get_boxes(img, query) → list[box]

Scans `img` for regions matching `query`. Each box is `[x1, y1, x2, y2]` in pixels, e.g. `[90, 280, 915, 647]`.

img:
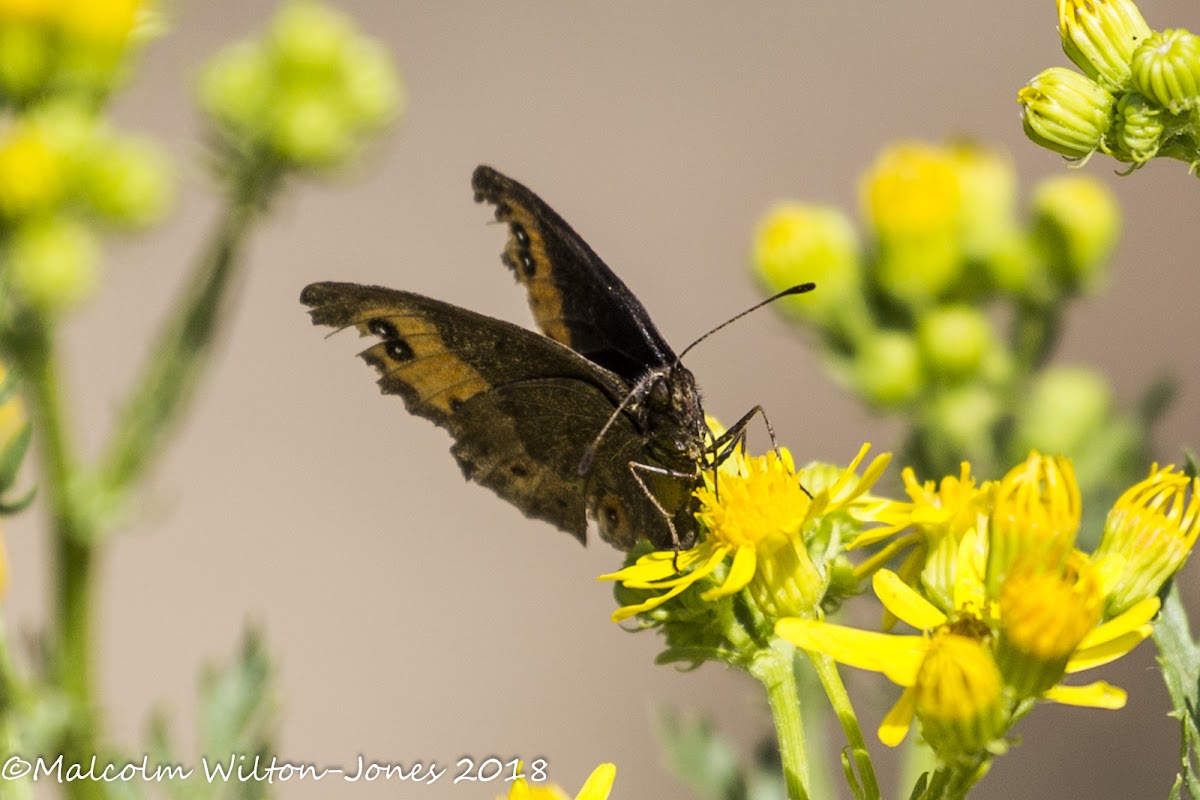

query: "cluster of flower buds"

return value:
[0, 0, 156, 103]
[752, 140, 1133, 486]
[0, 104, 171, 313]
[0, 0, 171, 316]
[1020, 0, 1200, 171]
[199, 0, 404, 171]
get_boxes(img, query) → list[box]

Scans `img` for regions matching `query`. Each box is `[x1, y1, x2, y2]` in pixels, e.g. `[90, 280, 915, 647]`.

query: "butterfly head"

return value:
[638, 365, 707, 466]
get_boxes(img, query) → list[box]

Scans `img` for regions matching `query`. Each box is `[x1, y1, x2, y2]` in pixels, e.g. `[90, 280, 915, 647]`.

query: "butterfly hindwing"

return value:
[472, 165, 678, 381]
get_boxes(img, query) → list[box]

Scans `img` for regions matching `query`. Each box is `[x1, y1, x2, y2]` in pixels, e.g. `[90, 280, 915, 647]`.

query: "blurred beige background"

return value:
[7, 1, 1200, 797]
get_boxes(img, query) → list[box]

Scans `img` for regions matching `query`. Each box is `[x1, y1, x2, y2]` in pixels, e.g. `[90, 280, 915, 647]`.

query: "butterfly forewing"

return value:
[472, 166, 678, 380]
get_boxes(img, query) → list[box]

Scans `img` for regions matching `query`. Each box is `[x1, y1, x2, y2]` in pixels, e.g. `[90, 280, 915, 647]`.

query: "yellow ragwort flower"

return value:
[56, 0, 141, 45]
[987, 452, 1080, 594]
[995, 553, 1104, 697]
[0, 0, 60, 22]
[0, 121, 65, 219]
[777, 526, 1155, 747]
[852, 462, 991, 614]
[1093, 464, 1200, 616]
[502, 763, 615, 800]
[910, 632, 1007, 757]
[602, 444, 889, 622]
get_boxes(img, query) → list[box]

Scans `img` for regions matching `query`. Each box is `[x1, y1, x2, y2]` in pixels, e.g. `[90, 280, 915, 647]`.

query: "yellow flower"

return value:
[994, 554, 1104, 697]
[860, 142, 964, 306]
[0, 0, 60, 22]
[502, 763, 615, 800]
[776, 530, 1155, 747]
[1093, 464, 1200, 616]
[861, 142, 960, 239]
[0, 121, 66, 219]
[602, 444, 889, 622]
[986, 452, 1079, 594]
[852, 462, 991, 614]
[57, 0, 141, 45]
[910, 632, 1006, 756]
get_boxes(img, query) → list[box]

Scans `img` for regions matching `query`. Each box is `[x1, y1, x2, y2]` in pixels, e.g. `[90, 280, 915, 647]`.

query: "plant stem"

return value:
[98, 165, 277, 499]
[751, 638, 811, 800]
[16, 321, 102, 800]
[808, 650, 882, 800]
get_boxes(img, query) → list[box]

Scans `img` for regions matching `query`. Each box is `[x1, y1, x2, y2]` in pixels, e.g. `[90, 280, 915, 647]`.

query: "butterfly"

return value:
[301, 166, 809, 551]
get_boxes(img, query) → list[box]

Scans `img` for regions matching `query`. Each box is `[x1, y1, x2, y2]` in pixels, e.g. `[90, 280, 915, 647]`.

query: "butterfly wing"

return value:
[472, 166, 678, 380]
[300, 281, 686, 549]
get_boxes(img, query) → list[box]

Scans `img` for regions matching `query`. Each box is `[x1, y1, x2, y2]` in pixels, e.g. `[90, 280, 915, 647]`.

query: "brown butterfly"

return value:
[301, 167, 811, 550]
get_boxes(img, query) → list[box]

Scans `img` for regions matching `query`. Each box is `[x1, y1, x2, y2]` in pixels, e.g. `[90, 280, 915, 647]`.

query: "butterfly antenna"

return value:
[673, 283, 815, 366]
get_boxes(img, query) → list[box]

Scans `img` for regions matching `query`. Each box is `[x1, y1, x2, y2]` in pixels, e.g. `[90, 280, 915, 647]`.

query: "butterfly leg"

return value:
[627, 460, 698, 560]
[708, 406, 812, 499]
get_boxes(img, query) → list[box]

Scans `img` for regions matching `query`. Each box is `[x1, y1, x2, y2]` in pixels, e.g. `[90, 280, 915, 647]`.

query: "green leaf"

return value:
[0, 423, 32, 494]
[1154, 586, 1200, 798]
[656, 711, 747, 800]
[1137, 375, 1178, 428]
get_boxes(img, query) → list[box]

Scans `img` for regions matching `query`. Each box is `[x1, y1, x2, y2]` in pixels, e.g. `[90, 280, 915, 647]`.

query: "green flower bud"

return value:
[339, 39, 406, 130]
[0, 23, 51, 100]
[268, 92, 351, 167]
[1109, 91, 1163, 163]
[925, 385, 1002, 456]
[875, 231, 962, 308]
[916, 304, 995, 381]
[751, 202, 863, 327]
[983, 232, 1038, 297]
[1058, 0, 1153, 92]
[853, 330, 923, 408]
[948, 142, 1017, 260]
[1131, 29, 1200, 114]
[8, 218, 100, 315]
[1030, 175, 1119, 293]
[269, 0, 353, 79]
[1014, 365, 1111, 457]
[81, 136, 173, 227]
[1018, 67, 1114, 159]
[198, 40, 272, 134]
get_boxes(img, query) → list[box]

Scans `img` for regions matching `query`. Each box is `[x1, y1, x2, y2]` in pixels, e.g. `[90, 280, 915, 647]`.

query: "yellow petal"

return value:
[951, 528, 987, 612]
[1043, 681, 1126, 709]
[598, 542, 716, 585]
[1077, 596, 1160, 650]
[873, 570, 947, 631]
[610, 581, 691, 623]
[576, 763, 616, 800]
[700, 544, 757, 601]
[878, 685, 917, 746]
[1065, 629, 1151, 673]
[775, 618, 928, 685]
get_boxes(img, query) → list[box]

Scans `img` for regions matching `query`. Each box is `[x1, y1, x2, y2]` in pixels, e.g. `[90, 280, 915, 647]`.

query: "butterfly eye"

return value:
[650, 379, 669, 405]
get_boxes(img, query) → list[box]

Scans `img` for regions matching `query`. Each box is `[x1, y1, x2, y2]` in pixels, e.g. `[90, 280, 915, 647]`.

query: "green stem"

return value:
[808, 650, 881, 800]
[13, 321, 102, 800]
[98, 164, 278, 499]
[750, 639, 811, 800]
[922, 756, 991, 800]
[1010, 300, 1061, 377]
